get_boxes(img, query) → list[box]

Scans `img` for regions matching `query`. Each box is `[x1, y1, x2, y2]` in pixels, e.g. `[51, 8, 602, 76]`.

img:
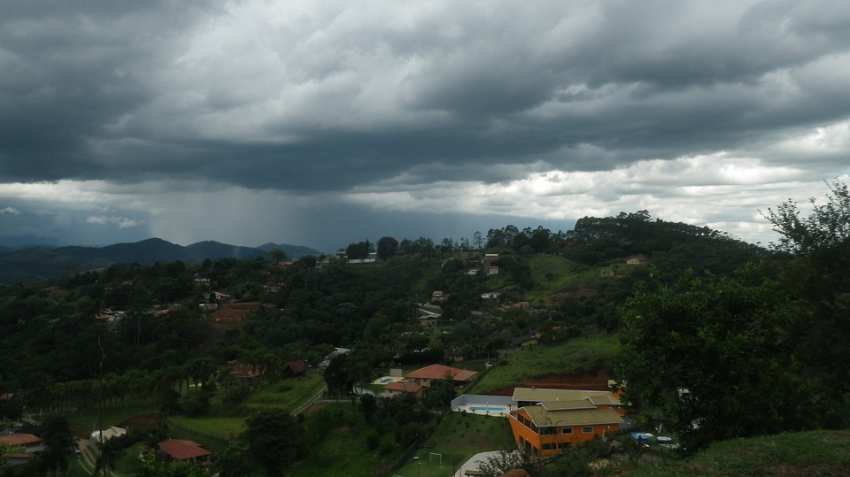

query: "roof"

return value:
[286, 360, 306, 374]
[540, 399, 598, 411]
[158, 439, 211, 460]
[521, 406, 623, 428]
[511, 387, 620, 405]
[385, 381, 424, 394]
[406, 364, 478, 382]
[0, 433, 42, 446]
[227, 361, 264, 379]
[211, 302, 260, 324]
[502, 470, 531, 477]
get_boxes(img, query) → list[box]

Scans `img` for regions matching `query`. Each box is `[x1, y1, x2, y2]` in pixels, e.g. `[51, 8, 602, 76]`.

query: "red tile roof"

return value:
[405, 364, 478, 382]
[227, 361, 264, 379]
[158, 439, 211, 460]
[384, 381, 424, 394]
[286, 360, 306, 375]
[211, 303, 260, 325]
[502, 470, 531, 477]
[0, 433, 42, 447]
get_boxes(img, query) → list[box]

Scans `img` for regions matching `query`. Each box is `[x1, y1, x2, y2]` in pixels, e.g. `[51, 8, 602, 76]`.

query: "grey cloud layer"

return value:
[2, 0, 850, 192]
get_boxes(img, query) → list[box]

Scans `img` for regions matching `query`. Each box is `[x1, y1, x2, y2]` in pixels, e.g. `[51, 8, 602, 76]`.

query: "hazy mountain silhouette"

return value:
[0, 238, 320, 282]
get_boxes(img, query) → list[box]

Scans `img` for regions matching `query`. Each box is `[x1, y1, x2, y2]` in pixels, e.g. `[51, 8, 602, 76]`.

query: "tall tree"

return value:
[245, 410, 303, 477]
[376, 236, 399, 260]
[323, 354, 354, 397]
[766, 180, 850, 254]
[40, 415, 74, 477]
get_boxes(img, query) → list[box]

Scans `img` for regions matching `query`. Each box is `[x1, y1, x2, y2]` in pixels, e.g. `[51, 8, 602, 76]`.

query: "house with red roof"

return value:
[405, 364, 478, 387]
[158, 439, 211, 463]
[0, 433, 45, 466]
[384, 381, 424, 398]
[210, 302, 260, 327]
[286, 359, 306, 376]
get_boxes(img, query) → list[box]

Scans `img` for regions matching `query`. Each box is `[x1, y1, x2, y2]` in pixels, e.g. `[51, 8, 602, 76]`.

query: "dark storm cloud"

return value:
[1, 0, 849, 193]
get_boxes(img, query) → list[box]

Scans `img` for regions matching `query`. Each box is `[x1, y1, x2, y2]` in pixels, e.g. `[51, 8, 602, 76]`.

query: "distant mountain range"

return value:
[0, 238, 321, 283]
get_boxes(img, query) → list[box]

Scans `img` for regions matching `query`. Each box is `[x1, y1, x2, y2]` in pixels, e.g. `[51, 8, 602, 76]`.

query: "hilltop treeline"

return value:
[620, 181, 850, 450]
[483, 210, 763, 276]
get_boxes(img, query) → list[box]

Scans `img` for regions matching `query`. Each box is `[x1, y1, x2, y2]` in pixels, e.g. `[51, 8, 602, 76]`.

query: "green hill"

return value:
[623, 430, 850, 477]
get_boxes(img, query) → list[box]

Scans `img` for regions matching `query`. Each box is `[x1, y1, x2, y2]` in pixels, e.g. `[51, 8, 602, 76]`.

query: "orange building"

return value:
[507, 388, 624, 457]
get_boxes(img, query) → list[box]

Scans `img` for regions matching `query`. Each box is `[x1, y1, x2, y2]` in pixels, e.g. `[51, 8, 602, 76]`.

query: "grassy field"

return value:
[289, 404, 403, 477]
[622, 430, 850, 477]
[471, 335, 621, 393]
[396, 413, 515, 477]
[66, 403, 156, 437]
[526, 255, 602, 303]
[168, 415, 245, 453]
[244, 373, 325, 412]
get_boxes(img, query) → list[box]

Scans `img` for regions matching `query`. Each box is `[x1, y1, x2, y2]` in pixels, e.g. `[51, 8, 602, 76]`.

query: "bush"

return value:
[366, 432, 380, 451]
[223, 385, 251, 407]
[378, 436, 397, 455]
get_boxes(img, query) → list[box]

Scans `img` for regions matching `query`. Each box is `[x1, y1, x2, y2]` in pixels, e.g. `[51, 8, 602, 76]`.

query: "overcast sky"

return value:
[1, 0, 849, 250]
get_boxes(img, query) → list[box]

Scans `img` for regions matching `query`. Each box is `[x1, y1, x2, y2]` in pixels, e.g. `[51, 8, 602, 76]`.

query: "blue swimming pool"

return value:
[469, 405, 507, 413]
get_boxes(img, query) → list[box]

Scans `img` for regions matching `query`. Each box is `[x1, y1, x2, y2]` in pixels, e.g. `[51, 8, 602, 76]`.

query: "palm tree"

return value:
[93, 440, 119, 477]
[40, 415, 74, 476]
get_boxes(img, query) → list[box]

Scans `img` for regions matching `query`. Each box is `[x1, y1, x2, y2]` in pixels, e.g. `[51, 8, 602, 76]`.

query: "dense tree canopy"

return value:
[621, 181, 850, 450]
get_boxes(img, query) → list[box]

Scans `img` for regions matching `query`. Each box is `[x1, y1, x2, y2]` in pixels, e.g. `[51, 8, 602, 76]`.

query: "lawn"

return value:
[67, 403, 157, 438]
[622, 430, 850, 477]
[470, 335, 621, 393]
[244, 373, 326, 412]
[396, 413, 515, 477]
[289, 404, 404, 477]
[168, 415, 246, 449]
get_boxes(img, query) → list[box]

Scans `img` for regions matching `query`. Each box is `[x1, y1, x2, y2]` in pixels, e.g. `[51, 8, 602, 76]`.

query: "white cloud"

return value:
[86, 215, 143, 229]
[345, 153, 846, 244]
[0, 206, 20, 215]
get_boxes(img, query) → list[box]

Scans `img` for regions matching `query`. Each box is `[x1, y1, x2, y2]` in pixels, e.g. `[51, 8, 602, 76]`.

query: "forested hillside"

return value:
[0, 182, 847, 477]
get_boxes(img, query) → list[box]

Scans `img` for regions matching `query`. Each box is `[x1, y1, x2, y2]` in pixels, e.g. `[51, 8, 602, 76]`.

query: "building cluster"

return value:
[507, 387, 624, 457]
[381, 364, 478, 398]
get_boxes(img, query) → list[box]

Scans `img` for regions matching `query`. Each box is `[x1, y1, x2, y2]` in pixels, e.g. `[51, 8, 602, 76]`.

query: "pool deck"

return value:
[371, 376, 405, 385]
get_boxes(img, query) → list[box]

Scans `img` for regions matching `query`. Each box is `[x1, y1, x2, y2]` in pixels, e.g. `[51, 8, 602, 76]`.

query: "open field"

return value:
[244, 373, 325, 412]
[396, 413, 515, 477]
[622, 430, 850, 477]
[471, 335, 620, 393]
[169, 415, 246, 445]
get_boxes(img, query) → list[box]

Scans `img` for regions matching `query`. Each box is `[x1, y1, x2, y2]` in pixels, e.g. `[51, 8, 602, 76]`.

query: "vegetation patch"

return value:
[396, 413, 515, 477]
[471, 335, 621, 393]
[243, 373, 325, 412]
[622, 431, 850, 477]
[169, 416, 246, 447]
[289, 403, 405, 477]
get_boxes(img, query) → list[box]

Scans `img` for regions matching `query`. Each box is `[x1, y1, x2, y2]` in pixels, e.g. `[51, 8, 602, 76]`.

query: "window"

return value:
[562, 426, 572, 434]
[542, 443, 556, 450]
[541, 427, 556, 435]
[558, 442, 570, 449]
[582, 426, 594, 433]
